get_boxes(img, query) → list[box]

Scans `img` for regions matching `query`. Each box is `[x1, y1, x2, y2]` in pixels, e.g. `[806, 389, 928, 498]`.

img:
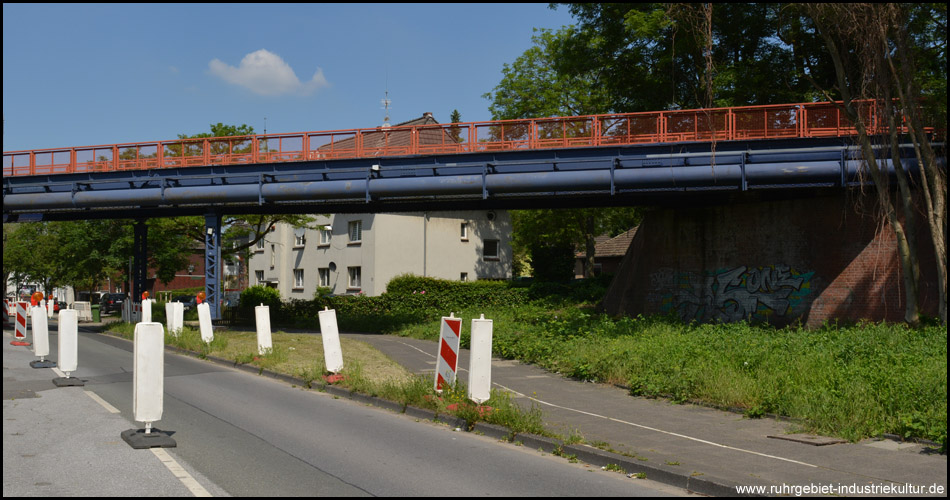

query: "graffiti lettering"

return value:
[655, 265, 814, 323]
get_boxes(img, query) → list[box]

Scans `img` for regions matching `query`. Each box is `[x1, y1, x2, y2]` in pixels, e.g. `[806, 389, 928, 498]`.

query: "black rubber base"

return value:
[30, 360, 57, 368]
[52, 377, 85, 387]
[121, 428, 177, 449]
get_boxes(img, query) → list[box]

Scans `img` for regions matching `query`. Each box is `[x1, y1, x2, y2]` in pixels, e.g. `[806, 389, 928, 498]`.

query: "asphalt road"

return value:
[6, 327, 686, 496]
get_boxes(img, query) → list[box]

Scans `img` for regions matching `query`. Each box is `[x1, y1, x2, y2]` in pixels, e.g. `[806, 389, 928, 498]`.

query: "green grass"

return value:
[101, 297, 948, 449]
[386, 309, 947, 447]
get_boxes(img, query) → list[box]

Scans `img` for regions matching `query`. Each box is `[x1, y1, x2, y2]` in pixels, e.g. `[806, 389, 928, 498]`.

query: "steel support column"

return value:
[132, 220, 148, 302]
[204, 212, 222, 320]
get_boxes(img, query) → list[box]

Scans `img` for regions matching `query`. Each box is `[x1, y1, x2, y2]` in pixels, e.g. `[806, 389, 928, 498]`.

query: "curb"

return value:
[125, 333, 748, 496]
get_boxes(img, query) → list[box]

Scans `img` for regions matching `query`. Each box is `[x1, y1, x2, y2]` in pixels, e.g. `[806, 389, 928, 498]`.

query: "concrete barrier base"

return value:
[121, 428, 177, 449]
[52, 377, 85, 387]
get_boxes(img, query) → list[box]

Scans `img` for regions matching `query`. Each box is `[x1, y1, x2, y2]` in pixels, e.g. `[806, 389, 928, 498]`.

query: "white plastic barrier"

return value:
[133, 322, 165, 425]
[45, 299, 54, 318]
[434, 313, 462, 392]
[122, 300, 131, 322]
[58, 310, 79, 375]
[197, 303, 213, 343]
[468, 314, 494, 404]
[255, 304, 273, 355]
[141, 299, 152, 323]
[73, 301, 92, 322]
[165, 302, 184, 336]
[318, 308, 344, 373]
[31, 306, 50, 359]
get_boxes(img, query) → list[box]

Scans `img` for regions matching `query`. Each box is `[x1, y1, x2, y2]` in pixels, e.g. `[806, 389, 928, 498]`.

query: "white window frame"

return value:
[460, 272, 468, 282]
[255, 270, 264, 285]
[348, 266, 361, 290]
[319, 228, 331, 246]
[348, 220, 362, 244]
[294, 233, 306, 247]
[319, 268, 330, 287]
[483, 239, 500, 260]
[460, 222, 469, 241]
[255, 238, 265, 251]
[293, 268, 304, 289]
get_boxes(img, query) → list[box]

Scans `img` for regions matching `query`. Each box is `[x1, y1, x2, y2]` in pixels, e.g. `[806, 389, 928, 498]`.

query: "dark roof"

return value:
[317, 112, 461, 153]
[576, 227, 638, 258]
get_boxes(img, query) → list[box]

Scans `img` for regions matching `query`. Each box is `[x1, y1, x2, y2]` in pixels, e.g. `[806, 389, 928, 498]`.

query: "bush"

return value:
[240, 285, 281, 311]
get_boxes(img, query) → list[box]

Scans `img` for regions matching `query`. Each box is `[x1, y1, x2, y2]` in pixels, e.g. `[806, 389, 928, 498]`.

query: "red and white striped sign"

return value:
[15, 302, 28, 339]
[434, 315, 462, 392]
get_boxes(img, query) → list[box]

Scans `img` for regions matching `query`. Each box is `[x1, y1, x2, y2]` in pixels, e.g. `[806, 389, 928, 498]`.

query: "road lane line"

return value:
[395, 336, 818, 468]
[83, 390, 121, 414]
[151, 448, 212, 497]
[492, 382, 818, 468]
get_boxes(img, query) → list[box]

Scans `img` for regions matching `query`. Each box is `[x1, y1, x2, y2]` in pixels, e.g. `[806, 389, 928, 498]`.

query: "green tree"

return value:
[549, 3, 836, 111]
[484, 26, 639, 278]
[803, 3, 947, 324]
[163, 123, 319, 265]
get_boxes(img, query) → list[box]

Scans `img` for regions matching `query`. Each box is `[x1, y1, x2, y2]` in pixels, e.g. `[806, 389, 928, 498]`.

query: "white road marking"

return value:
[394, 337, 818, 468]
[151, 448, 212, 497]
[83, 390, 120, 414]
[492, 382, 818, 468]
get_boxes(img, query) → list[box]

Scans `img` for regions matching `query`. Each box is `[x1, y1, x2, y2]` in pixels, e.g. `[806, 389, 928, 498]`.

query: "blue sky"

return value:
[3, 3, 575, 152]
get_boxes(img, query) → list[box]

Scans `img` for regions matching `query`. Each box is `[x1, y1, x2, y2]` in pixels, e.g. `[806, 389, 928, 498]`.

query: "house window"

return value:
[255, 239, 265, 251]
[319, 268, 330, 287]
[293, 269, 304, 289]
[319, 228, 331, 246]
[294, 233, 306, 247]
[460, 222, 468, 241]
[348, 266, 361, 289]
[460, 272, 468, 282]
[348, 220, 362, 243]
[270, 244, 276, 268]
[483, 239, 499, 260]
[255, 270, 264, 284]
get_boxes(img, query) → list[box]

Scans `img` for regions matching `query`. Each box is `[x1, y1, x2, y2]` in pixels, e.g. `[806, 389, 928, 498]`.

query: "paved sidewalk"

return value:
[341, 332, 947, 497]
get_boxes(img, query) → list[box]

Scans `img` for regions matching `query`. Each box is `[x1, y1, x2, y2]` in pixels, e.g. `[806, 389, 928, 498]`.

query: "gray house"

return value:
[248, 211, 512, 297]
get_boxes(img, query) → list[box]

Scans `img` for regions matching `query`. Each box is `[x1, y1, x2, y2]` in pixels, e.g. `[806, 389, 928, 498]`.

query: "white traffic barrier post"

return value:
[434, 313, 462, 392]
[165, 302, 184, 336]
[196, 302, 213, 343]
[53, 309, 84, 387]
[29, 306, 57, 368]
[467, 314, 493, 404]
[121, 322, 176, 449]
[13, 302, 31, 346]
[318, 307, 344, 374]
[45, 298, 54, 318]
[122, 300, 131, 322]
[141, 299, 151, 323]
[255, 304, 273, 355]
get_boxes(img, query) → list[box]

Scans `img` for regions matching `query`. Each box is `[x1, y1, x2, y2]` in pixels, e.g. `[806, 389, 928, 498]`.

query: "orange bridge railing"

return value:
[2, 101, 920, 177]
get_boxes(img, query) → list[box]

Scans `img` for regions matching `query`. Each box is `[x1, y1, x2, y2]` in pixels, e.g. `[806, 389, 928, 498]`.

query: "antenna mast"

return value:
[381, 90, 391, 128]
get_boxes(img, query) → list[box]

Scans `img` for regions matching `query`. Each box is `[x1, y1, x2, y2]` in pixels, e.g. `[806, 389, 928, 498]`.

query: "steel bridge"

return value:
[3, 100, 936, 318]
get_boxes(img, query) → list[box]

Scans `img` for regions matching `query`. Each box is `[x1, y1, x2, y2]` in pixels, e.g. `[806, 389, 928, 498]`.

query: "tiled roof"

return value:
[576, 227, 638, 257]
[317, 112, 460, 151]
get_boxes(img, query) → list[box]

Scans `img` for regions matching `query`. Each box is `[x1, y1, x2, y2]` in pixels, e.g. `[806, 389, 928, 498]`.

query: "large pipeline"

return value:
[1, 159, 910, 212]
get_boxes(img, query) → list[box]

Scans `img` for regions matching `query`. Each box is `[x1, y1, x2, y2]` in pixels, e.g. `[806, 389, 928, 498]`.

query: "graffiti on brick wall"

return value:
[653, 265, 815, 322]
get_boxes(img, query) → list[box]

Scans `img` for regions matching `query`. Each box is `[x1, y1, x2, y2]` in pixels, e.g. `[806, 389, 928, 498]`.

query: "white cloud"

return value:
[208, 49, 329, 96]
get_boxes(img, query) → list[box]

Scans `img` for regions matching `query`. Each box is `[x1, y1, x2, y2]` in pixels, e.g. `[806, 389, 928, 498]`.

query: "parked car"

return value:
[99, 293, 127, 315]
[172, 295, 198, 311]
